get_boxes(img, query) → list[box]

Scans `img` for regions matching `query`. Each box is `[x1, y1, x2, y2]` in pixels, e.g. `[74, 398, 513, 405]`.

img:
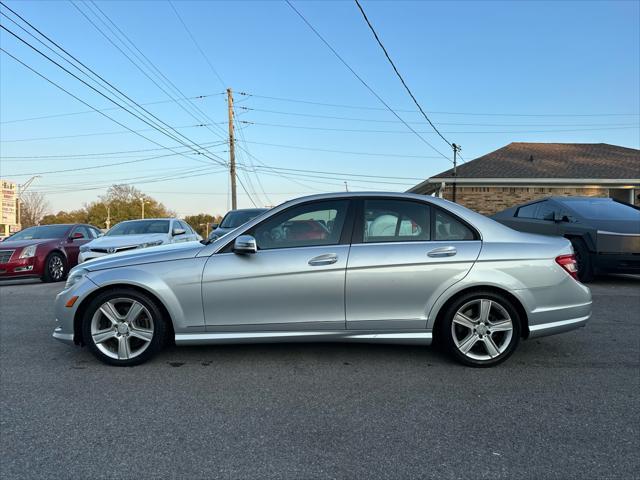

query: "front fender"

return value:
[86, 257, 207, 332]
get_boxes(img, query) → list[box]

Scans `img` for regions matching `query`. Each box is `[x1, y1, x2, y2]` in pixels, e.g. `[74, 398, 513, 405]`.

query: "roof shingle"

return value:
[433, 142, 640, 179]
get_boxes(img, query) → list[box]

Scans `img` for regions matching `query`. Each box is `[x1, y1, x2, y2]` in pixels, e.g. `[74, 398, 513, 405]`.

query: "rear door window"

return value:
[434, 209, 476, 241]
[364, 199, 430, 243]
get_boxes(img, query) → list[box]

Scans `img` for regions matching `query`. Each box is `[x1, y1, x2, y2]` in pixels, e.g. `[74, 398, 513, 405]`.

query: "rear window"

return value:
[563, 199, 640, 221]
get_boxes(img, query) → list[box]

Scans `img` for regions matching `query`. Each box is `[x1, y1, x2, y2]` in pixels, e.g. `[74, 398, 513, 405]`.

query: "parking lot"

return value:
[0, 276, 638, 479]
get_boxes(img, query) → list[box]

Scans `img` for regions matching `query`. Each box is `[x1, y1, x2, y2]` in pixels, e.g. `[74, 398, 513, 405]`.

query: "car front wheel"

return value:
[441, 291, 521, 367]
[42, 252, 66, 282]
[82, 289, 167, 366]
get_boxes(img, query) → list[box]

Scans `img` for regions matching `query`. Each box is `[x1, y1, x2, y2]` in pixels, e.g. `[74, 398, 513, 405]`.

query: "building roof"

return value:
[438, 143, 639, 179]
[409, 142, 640, 193]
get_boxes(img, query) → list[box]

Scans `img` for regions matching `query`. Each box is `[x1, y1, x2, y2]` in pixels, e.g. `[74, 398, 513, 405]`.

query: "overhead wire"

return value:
[354, 0, 452, 149]
[239, 92, 640, 117]
[284, 0, 453, 163]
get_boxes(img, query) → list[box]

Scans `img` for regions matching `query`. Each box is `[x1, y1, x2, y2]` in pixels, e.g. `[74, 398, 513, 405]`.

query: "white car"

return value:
[78, 218, 201, 263]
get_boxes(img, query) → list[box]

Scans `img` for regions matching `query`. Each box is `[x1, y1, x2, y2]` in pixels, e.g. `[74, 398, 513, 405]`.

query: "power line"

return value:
[0, 124, 220, 143]
[234, 139, 441, 159]
[284, 0, 452, 163]
[72, 1, 229, 147]
[0, 93, 223, 124]
[239, 92, 640, 117]
[239, 120, 640, 134]
[355, 0, 452, 149]
[236, 106, 638, 127]
[0, 3, 228, 169]
[167, 0, 226, 88]
[0, 47, 217, 173]
[1, 141, 227, 160]
[0, 5, 224, 166]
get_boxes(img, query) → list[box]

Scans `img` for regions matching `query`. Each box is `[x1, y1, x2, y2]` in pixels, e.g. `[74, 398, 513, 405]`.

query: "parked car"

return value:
[492, 197, 640, 281]
[0, 224, 100, 282]
[207, 208, 268, 241]
[53, 193, 591, 367]
[78, 218, 201, 263]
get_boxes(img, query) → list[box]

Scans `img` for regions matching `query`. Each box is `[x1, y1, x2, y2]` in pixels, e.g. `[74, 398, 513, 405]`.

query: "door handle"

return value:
[427, 246, 457, 258]
[308, 253, 338, 266]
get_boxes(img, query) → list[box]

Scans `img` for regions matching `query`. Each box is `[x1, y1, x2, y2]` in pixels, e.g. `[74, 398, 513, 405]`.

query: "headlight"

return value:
[65, 267, 88, 290]
[19, 244, 37, 258]
[138, 240, 164, 249]
[79, 245, 91, 253]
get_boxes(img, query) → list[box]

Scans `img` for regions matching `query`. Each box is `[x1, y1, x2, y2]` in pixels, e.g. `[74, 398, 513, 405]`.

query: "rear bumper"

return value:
[528, 313, 590, 338]
[0, 256, 42, 278]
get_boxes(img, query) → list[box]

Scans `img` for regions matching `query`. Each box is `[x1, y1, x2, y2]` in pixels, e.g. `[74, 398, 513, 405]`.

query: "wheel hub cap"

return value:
[117, 323, 129, 335]
[476, 323, 488, 335]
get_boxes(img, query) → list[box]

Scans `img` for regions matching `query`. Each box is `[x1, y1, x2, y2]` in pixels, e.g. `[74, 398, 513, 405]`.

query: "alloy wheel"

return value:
[90, 298, 155, 360]
[49, 256, 65, 281]
[451, 298, 514, 361]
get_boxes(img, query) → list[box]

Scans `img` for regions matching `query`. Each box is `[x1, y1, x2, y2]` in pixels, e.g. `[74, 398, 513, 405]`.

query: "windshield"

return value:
[7, 225, 70, 241]
[220, 210, 265, 229]
[563, 199, 640, 221]
[105, 220, 170, 236]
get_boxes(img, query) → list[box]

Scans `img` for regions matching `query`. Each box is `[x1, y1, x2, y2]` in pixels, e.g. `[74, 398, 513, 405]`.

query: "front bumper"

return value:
[52, 275, 100, 345]
[0, 256, 41, 278]
[595, 252, 640, 275]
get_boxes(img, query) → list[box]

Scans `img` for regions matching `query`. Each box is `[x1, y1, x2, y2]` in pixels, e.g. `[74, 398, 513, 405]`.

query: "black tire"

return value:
[569, 237, 594, 282]
[440, 291, 521, 367]
[81, 288, 167, 366]
[41, 252, 66, 283]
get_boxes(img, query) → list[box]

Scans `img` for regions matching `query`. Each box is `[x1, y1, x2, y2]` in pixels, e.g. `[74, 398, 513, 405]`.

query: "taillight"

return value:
[556, 254, 579, 280]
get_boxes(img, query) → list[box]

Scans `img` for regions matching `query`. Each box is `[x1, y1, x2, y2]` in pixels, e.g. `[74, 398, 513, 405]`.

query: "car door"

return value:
[201, 199, 354, 331]
[346, 198, 482, 330]
[66, 225, 93, 266]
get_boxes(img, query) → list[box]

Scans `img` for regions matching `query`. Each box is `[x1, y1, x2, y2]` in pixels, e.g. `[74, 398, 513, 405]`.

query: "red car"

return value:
[0, 224, 101, 282]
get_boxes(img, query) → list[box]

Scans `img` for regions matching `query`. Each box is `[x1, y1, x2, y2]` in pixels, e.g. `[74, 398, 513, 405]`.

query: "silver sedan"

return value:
[53, 193, 592, 367]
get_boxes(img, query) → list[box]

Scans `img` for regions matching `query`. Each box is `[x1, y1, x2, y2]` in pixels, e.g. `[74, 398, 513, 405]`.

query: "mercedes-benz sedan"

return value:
[53, 193, 591, 367]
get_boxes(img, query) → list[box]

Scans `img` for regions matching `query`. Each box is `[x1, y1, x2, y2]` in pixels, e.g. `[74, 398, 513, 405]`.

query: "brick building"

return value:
[408, 142, 640, 215]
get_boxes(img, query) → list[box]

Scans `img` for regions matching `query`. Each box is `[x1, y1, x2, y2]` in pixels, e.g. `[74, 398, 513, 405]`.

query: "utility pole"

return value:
[227, 88, 237, 210]
[140, 198, 147, 219]
[452, 143, 461, 203]
[105, 204, 111, 230]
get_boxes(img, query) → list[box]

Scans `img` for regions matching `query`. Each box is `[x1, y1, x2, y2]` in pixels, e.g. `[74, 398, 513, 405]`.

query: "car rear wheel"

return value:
[42, 252, 66, 283]
[82, 289, 167, 366]
[441, 291, 521, 367]
[569, 237, 593, 282]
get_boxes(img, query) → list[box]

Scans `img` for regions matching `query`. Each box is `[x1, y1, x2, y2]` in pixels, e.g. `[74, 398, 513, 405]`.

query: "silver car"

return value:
[53, 193, 591, 367]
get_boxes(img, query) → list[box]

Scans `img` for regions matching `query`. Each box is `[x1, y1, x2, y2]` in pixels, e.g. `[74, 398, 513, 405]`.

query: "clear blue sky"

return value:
[1, 0, 638, 217]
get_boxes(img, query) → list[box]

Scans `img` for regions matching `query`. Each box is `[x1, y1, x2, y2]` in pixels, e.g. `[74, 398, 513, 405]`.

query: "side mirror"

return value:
[211, 223, 219, 230]
[233, 235, 257, 254]
[172, 228, 186, 236]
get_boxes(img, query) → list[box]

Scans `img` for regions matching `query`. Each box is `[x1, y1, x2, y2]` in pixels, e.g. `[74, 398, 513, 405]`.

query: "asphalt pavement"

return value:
[0, 276, 638, 479]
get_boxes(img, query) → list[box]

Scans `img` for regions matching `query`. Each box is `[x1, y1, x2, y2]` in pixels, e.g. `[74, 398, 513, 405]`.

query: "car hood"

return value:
[86, 233, 169, 248]
[80, 241, 205, 271]
[0, 238, 58, 249]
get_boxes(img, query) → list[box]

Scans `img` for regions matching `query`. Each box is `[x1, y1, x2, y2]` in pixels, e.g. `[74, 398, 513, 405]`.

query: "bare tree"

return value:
[20, 192, 50, 228]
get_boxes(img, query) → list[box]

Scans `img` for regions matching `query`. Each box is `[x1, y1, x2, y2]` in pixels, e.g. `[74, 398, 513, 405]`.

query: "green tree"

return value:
[184, 213, 222, 237]
[40, 185, 175, 229]
[40, 209, 88, 225]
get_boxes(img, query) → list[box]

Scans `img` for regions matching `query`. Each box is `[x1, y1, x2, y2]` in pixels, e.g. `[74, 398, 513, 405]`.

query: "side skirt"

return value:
[175, 330, 432, 346]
